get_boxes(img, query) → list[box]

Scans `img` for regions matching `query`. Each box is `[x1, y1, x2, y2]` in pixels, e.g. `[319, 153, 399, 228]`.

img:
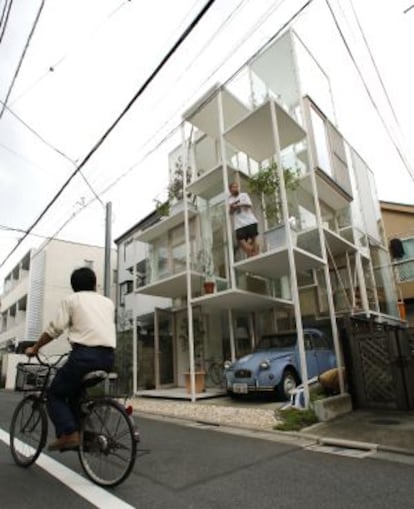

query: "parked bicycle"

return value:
[204, 357, 223, 387]
[9, 352, 139, 487]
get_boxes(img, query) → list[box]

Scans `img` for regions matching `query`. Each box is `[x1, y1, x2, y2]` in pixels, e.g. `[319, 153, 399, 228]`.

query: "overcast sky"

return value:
[0, 0, 413, 285]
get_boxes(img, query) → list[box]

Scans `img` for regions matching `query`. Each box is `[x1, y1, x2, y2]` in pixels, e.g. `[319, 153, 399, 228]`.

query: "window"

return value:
[136, 260, 146, 288]
[310, 107, 332, 177]
[119, 280, 133, 306]
[394, 237, 414, 282]
[311, 332, 329, 350]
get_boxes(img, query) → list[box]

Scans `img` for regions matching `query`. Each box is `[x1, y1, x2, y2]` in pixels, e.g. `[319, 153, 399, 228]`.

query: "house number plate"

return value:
[233, 383, 248, 394]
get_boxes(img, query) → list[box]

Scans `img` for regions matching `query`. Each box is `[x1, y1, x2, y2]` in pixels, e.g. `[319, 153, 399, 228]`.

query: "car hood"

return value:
[232, 349, 294, 369]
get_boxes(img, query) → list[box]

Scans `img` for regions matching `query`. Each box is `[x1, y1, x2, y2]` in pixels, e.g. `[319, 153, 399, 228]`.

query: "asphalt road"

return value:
[1, 390, 413, 509]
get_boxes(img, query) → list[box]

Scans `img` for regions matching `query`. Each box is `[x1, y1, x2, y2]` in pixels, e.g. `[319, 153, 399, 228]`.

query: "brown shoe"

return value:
[48, 431, 80, 451]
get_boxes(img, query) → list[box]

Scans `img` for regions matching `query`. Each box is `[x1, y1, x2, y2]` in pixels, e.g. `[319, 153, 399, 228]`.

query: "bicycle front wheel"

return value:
[10, 395, 48, 467]
[78, 399, 137, 487]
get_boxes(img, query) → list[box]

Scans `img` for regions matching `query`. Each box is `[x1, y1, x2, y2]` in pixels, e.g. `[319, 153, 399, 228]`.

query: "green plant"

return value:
[154, 199, 170, 217]
[248, 162, 299, 224]
[167, 156, 193, 203]
[274, 407, 318, 431]
[197, 244, 215, 281]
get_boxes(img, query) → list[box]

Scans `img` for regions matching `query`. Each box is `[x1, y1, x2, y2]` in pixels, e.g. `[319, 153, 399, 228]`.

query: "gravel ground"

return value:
[131, 397, 280, 431]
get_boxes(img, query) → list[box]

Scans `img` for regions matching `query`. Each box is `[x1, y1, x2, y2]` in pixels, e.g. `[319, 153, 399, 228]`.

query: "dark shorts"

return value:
[236, 223, 258, 241]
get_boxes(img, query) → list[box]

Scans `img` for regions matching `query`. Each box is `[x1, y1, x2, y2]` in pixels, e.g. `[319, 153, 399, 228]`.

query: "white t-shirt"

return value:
[229, 192, 258, 230]
[45, 291, 116, 348]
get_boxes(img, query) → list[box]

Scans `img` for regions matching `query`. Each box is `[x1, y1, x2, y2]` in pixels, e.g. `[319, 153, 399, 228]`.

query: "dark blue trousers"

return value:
[47, 344, 114, 437]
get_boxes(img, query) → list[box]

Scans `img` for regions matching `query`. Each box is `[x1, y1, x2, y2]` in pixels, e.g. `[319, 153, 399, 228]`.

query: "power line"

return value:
[0, 99, 104, 206]
[0, 0, 46, 117]
[403, 4, 414, 14]
[348, 0, 411, 150]
[325, 0, 414, 182]
[22, 0, 313, 254]
[84, 0, 293, 196]
[0, 223, 54, 241]
[0, 99, 76, 163]
[0, 0, 13, 44]
[0, 0, 10, 31]
[0, 0, 217, 269]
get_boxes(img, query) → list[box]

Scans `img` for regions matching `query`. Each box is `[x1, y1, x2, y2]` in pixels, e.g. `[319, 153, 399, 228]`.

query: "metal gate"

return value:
[340, 318, 414, 410]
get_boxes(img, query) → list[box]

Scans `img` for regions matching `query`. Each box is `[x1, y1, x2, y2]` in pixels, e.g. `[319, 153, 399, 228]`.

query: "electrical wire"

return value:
[2, 0, 314, 272]
[0, 0, 46, 117]
[325, 0, 414, 182]
[0, 0, 13, 44]
[0, 0, 218, 269]
[0, 0, 10, 30]
[348, 0, 412, 155]
[0, 98, 104, 206]
[13, 0, 312, 261]
[97, 0, 289, 192]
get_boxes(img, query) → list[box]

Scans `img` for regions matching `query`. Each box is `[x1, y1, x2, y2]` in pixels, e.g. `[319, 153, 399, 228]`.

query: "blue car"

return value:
[224, 328, 336, 400]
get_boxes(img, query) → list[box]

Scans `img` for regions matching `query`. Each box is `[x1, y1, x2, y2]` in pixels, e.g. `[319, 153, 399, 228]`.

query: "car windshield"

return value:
[255, 334, 296, 350]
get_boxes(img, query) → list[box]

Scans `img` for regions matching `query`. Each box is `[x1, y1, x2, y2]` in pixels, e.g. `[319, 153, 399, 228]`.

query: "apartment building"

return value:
[118, 30, 400, 401]
[0, 239, 116, 386]
[381, 201, 414, 326]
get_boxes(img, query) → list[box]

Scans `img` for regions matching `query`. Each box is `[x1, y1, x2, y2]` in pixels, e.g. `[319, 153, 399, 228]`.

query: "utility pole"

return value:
[104, 202, 112, 297]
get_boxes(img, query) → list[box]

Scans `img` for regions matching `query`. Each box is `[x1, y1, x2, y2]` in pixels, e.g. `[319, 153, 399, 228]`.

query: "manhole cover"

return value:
[370, 419, 401, 426]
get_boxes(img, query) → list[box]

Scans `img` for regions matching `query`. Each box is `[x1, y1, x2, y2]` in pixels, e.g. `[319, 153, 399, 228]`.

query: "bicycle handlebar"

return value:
[33, 351, 69, 368]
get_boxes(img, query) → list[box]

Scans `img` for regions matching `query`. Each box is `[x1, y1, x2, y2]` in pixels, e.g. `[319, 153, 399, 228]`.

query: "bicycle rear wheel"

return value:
[208, 363, 223, 386]
[10, 395, 48, 467]
[78, 398, 137, 487]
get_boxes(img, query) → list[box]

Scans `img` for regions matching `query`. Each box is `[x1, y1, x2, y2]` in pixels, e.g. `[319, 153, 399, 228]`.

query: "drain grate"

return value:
[370, 419, 400, 426]
[307, 444, 374, 459]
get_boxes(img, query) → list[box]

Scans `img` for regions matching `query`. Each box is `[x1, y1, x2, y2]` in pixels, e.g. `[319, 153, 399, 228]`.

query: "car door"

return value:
[304, 332, 319, 378]
[311, 331, 335, 374]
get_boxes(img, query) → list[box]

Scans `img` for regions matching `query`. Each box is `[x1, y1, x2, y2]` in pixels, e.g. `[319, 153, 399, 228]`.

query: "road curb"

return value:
[377, 444, 414, 457]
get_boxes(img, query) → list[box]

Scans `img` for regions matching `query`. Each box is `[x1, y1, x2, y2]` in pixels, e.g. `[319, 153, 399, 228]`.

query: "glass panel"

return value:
[293, 33, 335, 122]
[402, 238, 414, 258]
[310, 107, 332, 177]
[157, 310, 174, 386]
[395, 260, 414, 282]
[137, 318, 155, 390]
[256, 333, 296, 350]
[250, 31, 300, 114]
[370, 244, 398, 317]
[350, 149, 382, 243]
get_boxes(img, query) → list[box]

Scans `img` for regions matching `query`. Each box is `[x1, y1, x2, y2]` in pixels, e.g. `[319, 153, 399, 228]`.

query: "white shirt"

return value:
[45, 291, 116, 348]
[229, 192, 258, 230]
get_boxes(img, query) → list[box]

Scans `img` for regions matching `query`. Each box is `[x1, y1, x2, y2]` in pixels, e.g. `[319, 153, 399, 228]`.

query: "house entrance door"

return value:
[154, 308, 175, 387]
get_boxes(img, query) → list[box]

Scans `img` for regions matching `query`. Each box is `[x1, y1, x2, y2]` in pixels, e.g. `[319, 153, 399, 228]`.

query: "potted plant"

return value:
[197, 244, 215, 294]
[247, 162, 299, 249]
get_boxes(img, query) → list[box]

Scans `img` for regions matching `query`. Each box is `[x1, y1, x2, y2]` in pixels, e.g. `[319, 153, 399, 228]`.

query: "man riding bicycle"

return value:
[25, 267, 116, 451]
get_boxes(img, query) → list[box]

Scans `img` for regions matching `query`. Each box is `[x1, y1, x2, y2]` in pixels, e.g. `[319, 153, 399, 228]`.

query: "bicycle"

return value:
[204, 357, 223, 387]
[9, 352, 140, 487]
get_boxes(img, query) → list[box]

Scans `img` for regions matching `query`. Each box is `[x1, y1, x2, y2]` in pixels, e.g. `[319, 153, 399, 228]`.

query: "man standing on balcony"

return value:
[229, 182, 259, 257]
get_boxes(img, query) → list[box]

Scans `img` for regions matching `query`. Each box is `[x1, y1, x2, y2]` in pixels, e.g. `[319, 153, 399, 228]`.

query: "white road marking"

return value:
[0, 428, 136, 509]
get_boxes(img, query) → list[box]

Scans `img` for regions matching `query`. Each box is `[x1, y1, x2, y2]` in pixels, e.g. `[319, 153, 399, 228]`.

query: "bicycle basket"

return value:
[15, 363, 51, 391]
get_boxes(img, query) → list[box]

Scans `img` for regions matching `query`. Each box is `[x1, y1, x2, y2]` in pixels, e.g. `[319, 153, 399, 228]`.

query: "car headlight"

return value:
[259, 360, 270, 370]
[224, 360, 233, 370]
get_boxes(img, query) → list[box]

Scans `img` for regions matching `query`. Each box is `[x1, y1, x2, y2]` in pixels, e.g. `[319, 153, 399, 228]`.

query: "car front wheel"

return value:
[276, 369, 298, 400]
